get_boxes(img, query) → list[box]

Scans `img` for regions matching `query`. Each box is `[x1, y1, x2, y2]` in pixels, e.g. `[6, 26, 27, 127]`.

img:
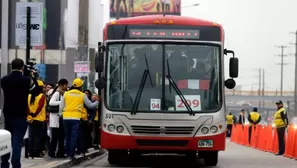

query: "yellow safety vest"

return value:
[226, 115, 233, 125]
[274, 107, 286, 128]
[27, 94, 46, 122]
[81, 107, 88, 121]
[94, 110, 99, 121]
[62, 89, 85, 120]
[249, 112, 260, 125]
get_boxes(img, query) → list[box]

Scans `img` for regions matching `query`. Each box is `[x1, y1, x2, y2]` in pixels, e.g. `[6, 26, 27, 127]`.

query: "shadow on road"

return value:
[114, 154, 212, 168]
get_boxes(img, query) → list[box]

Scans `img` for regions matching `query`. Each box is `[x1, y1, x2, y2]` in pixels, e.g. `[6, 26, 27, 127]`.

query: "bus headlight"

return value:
[201, 127, 209, 134]
[108, 124, 116, 132]
[116, 125, 124, 133]
[210, 126, 218, 133]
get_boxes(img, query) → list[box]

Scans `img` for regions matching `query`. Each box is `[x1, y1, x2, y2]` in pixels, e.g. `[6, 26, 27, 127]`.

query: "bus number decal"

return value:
[105, 113, 114, 119]
[175, 95, 201, 111]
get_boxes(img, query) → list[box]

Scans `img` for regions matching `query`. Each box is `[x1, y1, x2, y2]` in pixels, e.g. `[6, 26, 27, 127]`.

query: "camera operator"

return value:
[1, 58, 38, 168]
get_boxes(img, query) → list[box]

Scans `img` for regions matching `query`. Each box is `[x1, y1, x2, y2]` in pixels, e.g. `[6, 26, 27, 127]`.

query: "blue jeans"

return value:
[1, 117, 28, 168]
[63, 120, 80, 158]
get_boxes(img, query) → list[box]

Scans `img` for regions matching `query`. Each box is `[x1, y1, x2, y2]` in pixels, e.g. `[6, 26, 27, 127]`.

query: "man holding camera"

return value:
[1, 58, 37, 168]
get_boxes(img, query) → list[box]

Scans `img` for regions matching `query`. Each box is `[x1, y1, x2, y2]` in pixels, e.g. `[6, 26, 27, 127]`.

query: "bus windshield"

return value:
[105, 42, 221, 113]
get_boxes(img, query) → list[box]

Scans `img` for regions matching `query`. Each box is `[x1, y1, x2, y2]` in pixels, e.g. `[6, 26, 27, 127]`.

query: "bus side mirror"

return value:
[225, 78, 236, 89]
[95, 77, 106, 90]
[95, 51, 104, 73]
[229, 57, 238, 78]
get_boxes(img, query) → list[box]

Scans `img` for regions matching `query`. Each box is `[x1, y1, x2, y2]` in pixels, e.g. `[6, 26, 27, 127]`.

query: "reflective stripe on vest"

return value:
[63, 89, 84, 120]
[274, 107, 286, 128]
[27, 94, 46, 122]
[226, 115, 233, 125]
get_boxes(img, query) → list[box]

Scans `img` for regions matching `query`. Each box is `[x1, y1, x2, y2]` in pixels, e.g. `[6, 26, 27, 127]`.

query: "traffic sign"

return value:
[15, 2, 43, 46]
[74, 61, 90, 73]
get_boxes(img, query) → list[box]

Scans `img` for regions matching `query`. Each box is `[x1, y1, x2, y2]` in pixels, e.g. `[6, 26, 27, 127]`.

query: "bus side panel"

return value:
[101, 130, 226, 151]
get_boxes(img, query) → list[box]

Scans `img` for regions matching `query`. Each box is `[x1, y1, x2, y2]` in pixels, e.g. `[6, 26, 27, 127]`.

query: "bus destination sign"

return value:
[129, 29, 200, 39]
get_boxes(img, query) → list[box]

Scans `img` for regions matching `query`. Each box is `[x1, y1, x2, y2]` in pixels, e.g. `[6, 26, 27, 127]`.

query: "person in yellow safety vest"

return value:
[226, 112, 236, 137]
[58, 78, 99, 160]
[92, 94, 100, 150]
[247, 107, 261, 144]
[27, 80, 47, 158]
[274, 100, 288, 156]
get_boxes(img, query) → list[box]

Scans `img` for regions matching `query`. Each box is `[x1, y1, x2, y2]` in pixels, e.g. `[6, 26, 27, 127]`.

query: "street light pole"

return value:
[275, 45, 288, 96]
[290, 31, 297, 116]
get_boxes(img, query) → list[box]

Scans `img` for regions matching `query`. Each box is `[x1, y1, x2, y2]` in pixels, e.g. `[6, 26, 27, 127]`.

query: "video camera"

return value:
[23, 58, 39, 79]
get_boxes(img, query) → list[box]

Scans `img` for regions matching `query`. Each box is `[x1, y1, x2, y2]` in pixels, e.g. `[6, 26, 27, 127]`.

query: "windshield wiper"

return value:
[131, 55, 153, 115]
[166, 60, 194, 116]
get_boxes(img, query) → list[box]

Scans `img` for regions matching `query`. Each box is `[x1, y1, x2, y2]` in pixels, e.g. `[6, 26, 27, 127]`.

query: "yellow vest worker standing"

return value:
[58, 78, 99, 159]
[247, 107, 261, 144]
[226, 113, 235, 137]
[27, 80, 47, 158]
[273, 100, 288, 155]
[92, 94, 100, 149]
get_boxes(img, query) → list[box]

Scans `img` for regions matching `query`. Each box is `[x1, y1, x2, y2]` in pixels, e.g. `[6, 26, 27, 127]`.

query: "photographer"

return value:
[0, 58, 37, 168]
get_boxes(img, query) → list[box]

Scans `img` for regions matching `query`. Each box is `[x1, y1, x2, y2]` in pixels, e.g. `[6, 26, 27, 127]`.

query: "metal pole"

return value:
[116, 0, 120, 20]
[0, 0, 9, 124]
[294, 31, 297, 116]
[26, 7, 31, 64]
[276, 45, 288, 96]
[258, 68, 262, 108]
[127, 0, 131, 17]
[262, 69, 265, 107]
[280, 46, 284, 96]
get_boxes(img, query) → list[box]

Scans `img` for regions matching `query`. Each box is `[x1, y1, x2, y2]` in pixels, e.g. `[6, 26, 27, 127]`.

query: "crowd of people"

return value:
[26, 78, 101, 159]
[1, 58, 101, 168]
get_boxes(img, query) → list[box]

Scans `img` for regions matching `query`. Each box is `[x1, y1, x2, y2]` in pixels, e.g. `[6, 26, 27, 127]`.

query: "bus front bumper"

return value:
[101, 131, 226, 151]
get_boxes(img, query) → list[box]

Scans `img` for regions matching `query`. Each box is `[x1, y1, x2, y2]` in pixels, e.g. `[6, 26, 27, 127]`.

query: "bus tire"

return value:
[185, 152, 197, 159]
[203, 151, 218, 166]
[108, 150, 123, 165]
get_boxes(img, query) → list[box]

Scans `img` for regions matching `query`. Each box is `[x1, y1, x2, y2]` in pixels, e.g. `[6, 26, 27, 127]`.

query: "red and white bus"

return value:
[95, 15, 238, 166]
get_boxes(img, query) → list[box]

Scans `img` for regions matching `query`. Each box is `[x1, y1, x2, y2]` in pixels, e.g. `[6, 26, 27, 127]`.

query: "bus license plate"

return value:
[198, 140, 213, 148]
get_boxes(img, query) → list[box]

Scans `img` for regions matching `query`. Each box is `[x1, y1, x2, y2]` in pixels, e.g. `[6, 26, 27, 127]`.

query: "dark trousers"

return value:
[63, 119, 80, 158]
[226, 124, 232, 137]
[29, 120, 44, 156]
[48, 118, 65, 157]
[93, 121, 100, 145]
[277, 127, 286, 154]
[1, 117, 28, 168]
[77, 121, 91, 153]
[248, 125, 256, 144]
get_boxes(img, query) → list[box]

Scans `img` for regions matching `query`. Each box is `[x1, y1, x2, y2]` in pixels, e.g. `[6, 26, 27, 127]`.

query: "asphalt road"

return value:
[74, 140, 297, 168]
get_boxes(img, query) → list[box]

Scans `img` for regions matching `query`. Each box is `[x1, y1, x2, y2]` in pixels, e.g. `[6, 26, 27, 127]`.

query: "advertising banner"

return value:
[110, 0, 181, 18]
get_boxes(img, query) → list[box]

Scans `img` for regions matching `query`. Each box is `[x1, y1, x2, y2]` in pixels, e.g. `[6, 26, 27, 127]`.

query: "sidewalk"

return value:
[21, 148, 106, 168]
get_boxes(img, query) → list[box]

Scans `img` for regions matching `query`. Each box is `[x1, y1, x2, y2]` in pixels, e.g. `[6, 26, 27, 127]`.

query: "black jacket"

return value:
[1, 71, 32, 118]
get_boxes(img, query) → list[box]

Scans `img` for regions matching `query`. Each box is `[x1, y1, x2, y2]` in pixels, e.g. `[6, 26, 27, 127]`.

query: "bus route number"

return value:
[105, 113, 114, 119]
[175, 95, 201, 111]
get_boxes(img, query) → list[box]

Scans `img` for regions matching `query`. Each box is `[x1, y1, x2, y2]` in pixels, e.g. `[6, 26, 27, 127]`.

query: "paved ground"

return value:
[74, 140, 297, 168]
[0, 148, 102, 168]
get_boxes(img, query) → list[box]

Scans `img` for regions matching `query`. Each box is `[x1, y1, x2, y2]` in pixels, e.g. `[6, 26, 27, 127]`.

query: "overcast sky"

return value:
[181, 0, 297, 91]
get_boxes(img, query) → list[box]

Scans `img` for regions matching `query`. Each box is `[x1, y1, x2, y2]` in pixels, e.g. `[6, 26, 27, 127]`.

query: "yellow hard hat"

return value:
[72, 78, 84, 88]
[37, 80, 44, 87]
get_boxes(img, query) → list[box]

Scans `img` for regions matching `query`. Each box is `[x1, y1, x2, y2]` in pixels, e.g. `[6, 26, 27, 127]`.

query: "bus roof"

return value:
[106, 15, 222, 28]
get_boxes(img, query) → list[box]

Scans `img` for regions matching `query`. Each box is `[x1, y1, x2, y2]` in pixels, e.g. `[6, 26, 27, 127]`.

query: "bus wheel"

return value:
[185, 152, 197, 159]
[203, 151, 218, 166]
[108, 150, 126, 165]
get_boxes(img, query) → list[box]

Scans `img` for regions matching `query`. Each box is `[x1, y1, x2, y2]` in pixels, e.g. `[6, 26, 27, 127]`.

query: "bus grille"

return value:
[136, 140, 189, 147]
[131, 125, 195, 135]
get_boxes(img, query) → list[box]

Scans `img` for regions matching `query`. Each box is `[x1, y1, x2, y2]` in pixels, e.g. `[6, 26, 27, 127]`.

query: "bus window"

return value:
[106, 43, 162, 110]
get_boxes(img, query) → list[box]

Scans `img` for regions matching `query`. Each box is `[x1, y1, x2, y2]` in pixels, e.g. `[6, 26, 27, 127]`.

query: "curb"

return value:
[49, 149, 106, 168]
